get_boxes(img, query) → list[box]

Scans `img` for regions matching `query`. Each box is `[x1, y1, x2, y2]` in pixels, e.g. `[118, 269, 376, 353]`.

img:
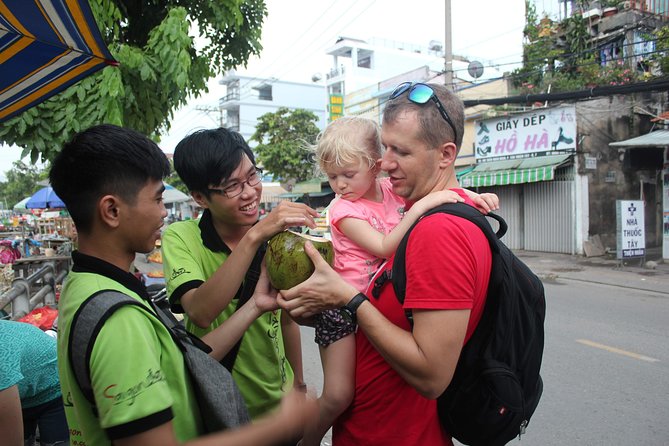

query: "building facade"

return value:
[219, 70, 328, 142]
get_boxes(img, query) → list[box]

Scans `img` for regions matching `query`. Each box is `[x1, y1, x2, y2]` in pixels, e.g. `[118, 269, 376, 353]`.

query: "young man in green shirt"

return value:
[162, 128, 318, 419]
[51, 124, 315, 445]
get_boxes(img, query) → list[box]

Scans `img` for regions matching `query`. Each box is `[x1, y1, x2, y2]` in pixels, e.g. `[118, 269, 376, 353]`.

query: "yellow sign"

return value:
[329, 94, 344, 121]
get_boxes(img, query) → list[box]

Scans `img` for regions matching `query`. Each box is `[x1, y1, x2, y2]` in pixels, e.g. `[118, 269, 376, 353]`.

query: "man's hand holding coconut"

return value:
[277, 241, 359, 319]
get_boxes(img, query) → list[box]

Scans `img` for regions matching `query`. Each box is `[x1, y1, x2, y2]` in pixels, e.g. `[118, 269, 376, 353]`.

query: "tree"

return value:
[0, 0, 267, 164]
[251, 108, 321, 183]
[0, 161, 49, 210]
[165, 159, 189, 194]
[512, 1, 561, 92]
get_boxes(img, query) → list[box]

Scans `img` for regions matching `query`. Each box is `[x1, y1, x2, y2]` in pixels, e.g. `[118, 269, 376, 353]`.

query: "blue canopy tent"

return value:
[25, 186, 65, 209]
[0, 0, 117, 123]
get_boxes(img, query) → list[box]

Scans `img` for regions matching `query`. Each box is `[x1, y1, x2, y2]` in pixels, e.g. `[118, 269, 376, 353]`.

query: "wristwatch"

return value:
[339, 293, 368, 324]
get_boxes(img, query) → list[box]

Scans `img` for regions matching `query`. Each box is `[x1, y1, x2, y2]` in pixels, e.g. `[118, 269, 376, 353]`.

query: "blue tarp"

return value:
[25, 186, 65, 209]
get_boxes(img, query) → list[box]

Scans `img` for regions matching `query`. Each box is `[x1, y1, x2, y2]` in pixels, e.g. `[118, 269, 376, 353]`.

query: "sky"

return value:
[0, 0, 562, 179]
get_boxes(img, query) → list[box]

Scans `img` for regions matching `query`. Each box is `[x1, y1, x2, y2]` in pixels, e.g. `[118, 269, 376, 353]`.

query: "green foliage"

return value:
[250, 108, 321, 183]
[0, 0, 267, 165]
[512, 2, 561, 90]
[512, 1, 650, 94]
[0, 161, 49, 210]
[652, 26, 669, 74]
[560, 13, 592, 74]
[165, 159, 189, 194]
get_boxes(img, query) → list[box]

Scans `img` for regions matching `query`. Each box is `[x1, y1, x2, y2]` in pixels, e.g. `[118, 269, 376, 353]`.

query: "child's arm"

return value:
[337, 189, 464, 258]
[301, 334, 355, 446]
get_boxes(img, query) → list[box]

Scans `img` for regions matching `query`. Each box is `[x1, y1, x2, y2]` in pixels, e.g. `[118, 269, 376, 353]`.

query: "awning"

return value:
[459, 154, 572, 188]
[608, 130, 669, 148]
[455, 165, 475, 179]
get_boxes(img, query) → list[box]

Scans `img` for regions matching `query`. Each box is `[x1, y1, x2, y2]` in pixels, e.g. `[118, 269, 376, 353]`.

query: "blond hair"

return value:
[313, 116, 382, 174]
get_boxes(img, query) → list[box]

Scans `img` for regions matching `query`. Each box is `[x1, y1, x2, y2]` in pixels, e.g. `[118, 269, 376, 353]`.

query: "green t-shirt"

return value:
[57, 252, 202, 445]
[162, 212, 293, 418]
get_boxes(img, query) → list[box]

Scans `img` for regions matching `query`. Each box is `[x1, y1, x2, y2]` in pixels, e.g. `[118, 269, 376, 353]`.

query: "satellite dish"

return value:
[467, 61, 484, 79]
[311, 73, 322, 83]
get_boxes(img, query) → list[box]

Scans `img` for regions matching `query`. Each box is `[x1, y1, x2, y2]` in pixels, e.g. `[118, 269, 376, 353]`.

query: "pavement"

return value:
[515, 247, 669, 296]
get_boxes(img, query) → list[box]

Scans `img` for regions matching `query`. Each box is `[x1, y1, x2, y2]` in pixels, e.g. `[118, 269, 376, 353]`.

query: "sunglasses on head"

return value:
[389, 82, 458, 143]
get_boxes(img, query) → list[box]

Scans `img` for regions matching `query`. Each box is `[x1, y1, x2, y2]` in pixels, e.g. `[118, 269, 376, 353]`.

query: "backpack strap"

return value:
[69, 290, 215, 410]
[68, 290, 146, 409]
[219, 242, 266, 371]
[390, 202, 506, 307]
[68, 289, 251, 430]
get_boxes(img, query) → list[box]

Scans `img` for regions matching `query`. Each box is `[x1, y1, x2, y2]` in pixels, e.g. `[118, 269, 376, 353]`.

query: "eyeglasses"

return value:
[389, 82, 458, 143]
[208, 168, 263, 198]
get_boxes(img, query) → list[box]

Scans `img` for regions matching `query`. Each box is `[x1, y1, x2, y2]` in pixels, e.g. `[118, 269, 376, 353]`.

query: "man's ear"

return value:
[190, 190, 209, 209]
[99, 195, 121, 228]
[437, 141, 458, 168]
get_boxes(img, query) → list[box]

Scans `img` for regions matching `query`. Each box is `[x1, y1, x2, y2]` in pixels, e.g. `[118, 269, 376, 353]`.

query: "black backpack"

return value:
[374, 202, 545, 446]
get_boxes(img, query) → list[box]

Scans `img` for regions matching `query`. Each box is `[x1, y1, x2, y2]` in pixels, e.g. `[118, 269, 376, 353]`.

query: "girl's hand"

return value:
[468, 192, 500, 214]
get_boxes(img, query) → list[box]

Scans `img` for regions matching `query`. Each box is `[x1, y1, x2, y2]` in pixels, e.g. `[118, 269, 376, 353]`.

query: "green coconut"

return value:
[266, 230, 334, 290]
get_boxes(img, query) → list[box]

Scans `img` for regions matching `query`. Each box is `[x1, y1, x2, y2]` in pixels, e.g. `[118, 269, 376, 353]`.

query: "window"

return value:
[257, 85, 272, 101]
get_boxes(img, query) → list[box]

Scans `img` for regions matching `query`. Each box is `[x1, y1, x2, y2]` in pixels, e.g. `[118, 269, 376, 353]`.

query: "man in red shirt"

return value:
[279, 82, 493, 446]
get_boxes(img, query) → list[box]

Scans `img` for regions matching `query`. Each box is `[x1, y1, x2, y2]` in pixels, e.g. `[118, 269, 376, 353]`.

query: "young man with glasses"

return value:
[279, 83, 493, 445]
[162, 128, 318, 423]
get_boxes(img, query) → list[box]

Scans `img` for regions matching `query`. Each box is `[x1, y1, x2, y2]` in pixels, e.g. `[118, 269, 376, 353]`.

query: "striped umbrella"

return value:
[0, 0, 117, 123]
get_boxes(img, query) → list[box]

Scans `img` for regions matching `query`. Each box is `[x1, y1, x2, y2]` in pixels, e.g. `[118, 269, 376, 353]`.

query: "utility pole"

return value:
[444, 0, 453, 89]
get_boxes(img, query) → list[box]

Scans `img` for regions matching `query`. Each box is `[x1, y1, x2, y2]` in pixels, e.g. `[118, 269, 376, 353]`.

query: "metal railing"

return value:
[0, 261, 69, 320]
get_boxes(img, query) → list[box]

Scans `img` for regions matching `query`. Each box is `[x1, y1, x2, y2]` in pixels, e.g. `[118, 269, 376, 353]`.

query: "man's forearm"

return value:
[356, 304, 466, 399]
[183, 236, 263, 327]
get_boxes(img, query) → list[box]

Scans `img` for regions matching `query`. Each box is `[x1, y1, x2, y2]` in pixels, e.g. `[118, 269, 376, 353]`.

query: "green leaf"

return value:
[0, 0, 266, 160]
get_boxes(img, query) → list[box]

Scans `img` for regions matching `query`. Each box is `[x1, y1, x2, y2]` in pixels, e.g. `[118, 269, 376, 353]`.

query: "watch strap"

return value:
[345, 292, 368, 313]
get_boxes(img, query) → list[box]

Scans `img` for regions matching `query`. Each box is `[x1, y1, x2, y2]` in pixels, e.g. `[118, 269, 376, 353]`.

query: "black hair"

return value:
[173, 128, 256, 195]
[49, 124, 170, 234]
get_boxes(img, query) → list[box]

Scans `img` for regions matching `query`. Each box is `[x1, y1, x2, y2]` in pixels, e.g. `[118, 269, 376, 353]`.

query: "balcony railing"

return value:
[220, 92, 240, 104]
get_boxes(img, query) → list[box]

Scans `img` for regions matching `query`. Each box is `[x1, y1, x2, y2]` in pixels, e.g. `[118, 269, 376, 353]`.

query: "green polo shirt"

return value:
[162, 210, 292, 418]
[57, 251, 202, 445]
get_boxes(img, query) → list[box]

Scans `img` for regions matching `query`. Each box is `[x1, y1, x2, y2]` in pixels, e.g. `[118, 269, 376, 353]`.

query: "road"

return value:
[299, 278, 669, 445]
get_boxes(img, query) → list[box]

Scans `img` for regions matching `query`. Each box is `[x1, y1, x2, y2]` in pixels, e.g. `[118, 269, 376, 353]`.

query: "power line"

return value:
[236, 0, 377, 98]
[461, 76, 669, 107]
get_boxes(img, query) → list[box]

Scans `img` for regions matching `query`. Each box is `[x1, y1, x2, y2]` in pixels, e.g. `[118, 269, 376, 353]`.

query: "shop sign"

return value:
[616, 200, 645, 259]
[474, 105, 577, 162]
[329, 95, 344, 121]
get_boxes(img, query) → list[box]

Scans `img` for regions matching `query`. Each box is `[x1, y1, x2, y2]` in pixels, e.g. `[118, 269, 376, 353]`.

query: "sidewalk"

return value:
[515, 248, 669, 296]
